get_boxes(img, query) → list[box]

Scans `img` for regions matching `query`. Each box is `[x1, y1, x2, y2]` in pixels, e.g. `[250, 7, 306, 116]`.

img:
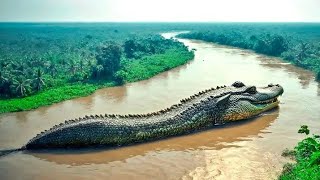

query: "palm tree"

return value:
[45, 61, 58, 77]
[33, 69, 45, 92]
[0, 61, 10, 69]
[12, 76, 31, 97]
[0, 71, 9, 95]
[24, 66, 34, 78]
[0, 71, 13, 97]
[0, 71, 8, 84]
[31, 58, 44, 67]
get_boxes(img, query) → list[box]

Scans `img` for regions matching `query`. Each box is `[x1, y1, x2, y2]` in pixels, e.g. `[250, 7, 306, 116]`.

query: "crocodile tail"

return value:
[0, 148, 23, 158]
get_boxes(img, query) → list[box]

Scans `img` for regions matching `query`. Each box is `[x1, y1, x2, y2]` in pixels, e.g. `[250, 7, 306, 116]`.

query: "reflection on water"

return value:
[14, 111, 28, 124]
[0, 33, 320, 180]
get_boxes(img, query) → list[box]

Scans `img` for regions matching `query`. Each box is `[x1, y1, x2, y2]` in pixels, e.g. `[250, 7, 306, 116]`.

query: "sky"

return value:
[0, 0, 319, 22]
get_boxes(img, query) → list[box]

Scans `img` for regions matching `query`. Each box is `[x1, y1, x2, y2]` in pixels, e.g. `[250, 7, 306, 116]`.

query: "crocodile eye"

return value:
[232, 81, 245, 88]
[246, 86, 257, 94]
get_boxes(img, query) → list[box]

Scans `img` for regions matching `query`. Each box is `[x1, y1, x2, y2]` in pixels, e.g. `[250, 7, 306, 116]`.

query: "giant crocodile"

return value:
[0, 81, 283, 156]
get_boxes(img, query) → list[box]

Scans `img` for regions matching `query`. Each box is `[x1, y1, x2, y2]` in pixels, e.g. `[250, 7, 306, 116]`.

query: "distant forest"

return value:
[177, 23, 320, 80]
[0, 23, 194, 99]
[1, 23, 320, 113]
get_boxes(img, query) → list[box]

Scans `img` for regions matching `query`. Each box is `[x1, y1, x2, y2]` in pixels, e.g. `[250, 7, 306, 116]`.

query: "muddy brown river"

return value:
[0, 32, 320, 180]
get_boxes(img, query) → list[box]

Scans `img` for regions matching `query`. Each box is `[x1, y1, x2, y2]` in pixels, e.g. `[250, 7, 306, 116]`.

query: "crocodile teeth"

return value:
[255, 97, 278, 104]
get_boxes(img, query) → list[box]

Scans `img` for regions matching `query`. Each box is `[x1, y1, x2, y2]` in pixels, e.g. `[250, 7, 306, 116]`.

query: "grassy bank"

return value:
[0, 84, 99, 114]
[124, 47, 194, 82]
[279, 126, 320, 180]
[0, 47, 194, 114]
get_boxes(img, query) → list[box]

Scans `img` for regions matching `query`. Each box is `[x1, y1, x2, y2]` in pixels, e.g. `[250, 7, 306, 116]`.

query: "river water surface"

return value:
[0, 32, 320, 180]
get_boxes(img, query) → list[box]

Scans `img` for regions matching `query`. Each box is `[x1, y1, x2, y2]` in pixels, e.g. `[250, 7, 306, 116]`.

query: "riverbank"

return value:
[0, 47, 194, 114]
[178, 31, 320, 80]
[279, 126, 320, 180]
[1, 31, 320, 180]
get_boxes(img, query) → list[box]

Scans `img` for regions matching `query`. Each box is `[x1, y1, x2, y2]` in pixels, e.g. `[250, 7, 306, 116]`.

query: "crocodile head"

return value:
[220, 81, 284, 121]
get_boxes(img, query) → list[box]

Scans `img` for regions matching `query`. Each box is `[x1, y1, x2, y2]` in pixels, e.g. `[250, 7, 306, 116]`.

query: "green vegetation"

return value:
[0, 84, 99, 113]
[0, 23, 194, 113]
[2, 23, 320, 113]
[279, 125, 320, 180]
[177, 23, 320, 79]
[124, 47, 194, 82]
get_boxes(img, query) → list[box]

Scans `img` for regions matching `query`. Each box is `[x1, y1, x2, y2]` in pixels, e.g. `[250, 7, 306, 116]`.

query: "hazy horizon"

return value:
[0, 0, 320, 22]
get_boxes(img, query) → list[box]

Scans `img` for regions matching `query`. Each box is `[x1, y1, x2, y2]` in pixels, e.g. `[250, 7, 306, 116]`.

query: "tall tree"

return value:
[269, 35, 288, 56]
[46, 62, 58, 77]
[33, 69, 45, 92]
[123, 39, 136, 58]
[12, 76, 31, 97]
[95, 43, 122, 78]
[0, 71, 10, 96]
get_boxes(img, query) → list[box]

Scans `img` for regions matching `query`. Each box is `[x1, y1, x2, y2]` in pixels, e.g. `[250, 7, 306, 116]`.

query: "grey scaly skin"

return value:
[18, 81, 284, 150]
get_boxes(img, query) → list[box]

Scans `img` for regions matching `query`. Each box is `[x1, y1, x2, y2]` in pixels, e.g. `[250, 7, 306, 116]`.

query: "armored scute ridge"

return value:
[21, 81, 283, 150]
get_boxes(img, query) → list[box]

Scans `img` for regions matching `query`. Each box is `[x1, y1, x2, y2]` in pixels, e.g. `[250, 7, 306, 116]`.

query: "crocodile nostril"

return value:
[232, 81, 245, 88]
[246, 86, 257, 94]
